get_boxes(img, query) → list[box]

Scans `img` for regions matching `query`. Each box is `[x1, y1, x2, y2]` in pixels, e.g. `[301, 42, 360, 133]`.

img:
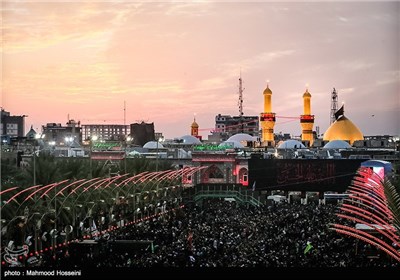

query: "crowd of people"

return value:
[35, 199, 399, 268]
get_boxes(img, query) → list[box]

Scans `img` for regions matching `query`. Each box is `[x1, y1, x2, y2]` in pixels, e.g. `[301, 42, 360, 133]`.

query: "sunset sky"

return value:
[2, 1, 399, 139]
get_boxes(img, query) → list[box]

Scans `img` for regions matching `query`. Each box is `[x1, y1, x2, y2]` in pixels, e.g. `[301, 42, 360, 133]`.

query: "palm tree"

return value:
[384, 179, 400, 232]
[391, 161, 400, 194]
[26, 153, 60, 186]
[1, 158, 30, 188]
[90, 161, 108, 178]
[57, 158, 89, 180]
[123, 158, 152, 174]
[120, 158, 173, 175]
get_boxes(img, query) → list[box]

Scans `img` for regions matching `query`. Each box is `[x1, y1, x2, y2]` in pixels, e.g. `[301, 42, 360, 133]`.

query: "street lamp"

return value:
[90, 135, 98, 178]
[155, 136, 164, 172]
[64, 136, 73, 157]
[33, 133, 45, 186]
[47, 141, 56, 157]
[124, 136, 132, 174]
[64, 136, 73, 144]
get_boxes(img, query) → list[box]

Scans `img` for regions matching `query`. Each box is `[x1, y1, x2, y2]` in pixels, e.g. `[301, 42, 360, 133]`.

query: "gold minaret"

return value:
[300, 88, 315, 146]
[191, 116, 199, 137]
[260, 84, 276, 145]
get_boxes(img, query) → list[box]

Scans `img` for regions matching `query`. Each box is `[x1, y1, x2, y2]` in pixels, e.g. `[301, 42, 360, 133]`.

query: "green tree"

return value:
[391, 160, 400, 193]
[123, 158, 152, 174]
[90, 160, 108, 178]
[58, 158, 89, 180]
[26, 153, 60, 186]
[384, 179, 400, 233]
[121, 158, 172, 175]
[1, 158, 29, 188]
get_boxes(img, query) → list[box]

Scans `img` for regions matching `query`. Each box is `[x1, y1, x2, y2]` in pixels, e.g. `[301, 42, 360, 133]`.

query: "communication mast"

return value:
[238, 73, 245, 133]
[124, 101, 127, 136]
[330, 88, 338, 124]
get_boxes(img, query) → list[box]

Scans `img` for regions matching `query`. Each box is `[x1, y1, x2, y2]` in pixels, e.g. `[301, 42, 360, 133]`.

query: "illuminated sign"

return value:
[260, 113, 276, 122]
[300, 115, 315, 122]
[249, 159, 365, 192]
[194, 143, 234, 151]
[92, 142, 121, 150]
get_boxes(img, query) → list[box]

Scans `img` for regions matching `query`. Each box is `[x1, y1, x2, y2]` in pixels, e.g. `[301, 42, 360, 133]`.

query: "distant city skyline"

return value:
[2, 1, 399, 139]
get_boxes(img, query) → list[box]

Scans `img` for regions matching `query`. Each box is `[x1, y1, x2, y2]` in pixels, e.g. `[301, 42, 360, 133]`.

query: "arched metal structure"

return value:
[1, 166, 206, 266]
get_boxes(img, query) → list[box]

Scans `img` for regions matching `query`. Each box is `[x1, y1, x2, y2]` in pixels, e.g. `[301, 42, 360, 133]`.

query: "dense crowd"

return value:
[38, 199, 399, 268]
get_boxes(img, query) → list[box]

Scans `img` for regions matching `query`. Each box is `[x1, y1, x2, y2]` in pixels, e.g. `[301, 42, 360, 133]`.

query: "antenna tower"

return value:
[330, 88, 338, 124]
[238, 73, 245, 132]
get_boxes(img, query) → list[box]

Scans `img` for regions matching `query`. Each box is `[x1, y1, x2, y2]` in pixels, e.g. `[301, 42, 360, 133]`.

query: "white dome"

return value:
[178, 135, 201, 145]
[277, 140, 306, 149]
[219, 140, 244, 149]
[323, 140, 351, 149]
[143, 141, 164, 149]
[227, 133, 256, 142]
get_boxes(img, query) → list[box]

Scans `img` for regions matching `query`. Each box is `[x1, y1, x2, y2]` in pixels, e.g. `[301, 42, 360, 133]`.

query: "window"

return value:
[208, 166, 224, 179]
[6, 123, 17, 129]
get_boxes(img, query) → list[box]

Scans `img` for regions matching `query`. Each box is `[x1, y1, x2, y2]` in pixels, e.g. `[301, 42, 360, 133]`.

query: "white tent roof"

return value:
[143, 141, 164, 149]
[277, 140, 306, 149]
[323, 140, 351, 149]
[178, 135, 202, 145]
[227, 133, 256, 142]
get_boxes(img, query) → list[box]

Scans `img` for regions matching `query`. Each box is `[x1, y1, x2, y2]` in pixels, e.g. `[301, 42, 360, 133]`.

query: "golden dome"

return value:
[303, 88, 311, 97]
[263, 85, 272, 95]
[323, 115, 363, 145]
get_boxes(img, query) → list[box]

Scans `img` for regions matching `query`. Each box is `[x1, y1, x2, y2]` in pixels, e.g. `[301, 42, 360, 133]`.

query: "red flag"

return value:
[187, 231, 193, 250]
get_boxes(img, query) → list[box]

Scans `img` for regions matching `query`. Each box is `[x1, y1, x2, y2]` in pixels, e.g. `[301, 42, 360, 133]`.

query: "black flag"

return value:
[334, 104, 344, 120]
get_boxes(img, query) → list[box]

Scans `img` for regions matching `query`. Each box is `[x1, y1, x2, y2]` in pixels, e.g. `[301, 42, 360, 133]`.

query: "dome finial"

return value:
[263, 80, 272, 95]
[303, 84, 311, 97]
[191, 113, 199, 129]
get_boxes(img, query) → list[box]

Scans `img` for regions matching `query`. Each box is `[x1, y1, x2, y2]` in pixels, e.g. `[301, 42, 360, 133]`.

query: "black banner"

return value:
[249, 159, 365, 192]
